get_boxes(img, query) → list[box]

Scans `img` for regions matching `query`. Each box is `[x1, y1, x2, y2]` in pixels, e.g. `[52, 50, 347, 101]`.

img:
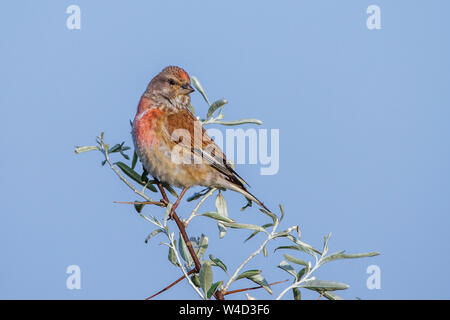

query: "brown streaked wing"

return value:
[164, 109, 249, 188]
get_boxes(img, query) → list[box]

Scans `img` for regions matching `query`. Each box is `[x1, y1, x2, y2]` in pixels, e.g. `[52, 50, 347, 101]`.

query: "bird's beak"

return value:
[181, 83, 195, 95]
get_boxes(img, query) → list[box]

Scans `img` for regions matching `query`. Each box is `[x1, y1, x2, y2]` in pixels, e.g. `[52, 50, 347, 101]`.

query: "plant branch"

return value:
[224, 280, 288, 296]
[184, 187, 217, 226]
[145, 269, 196, 300]
[114, 200, 165, 207]
[222, 218, 280, 294]
[164, 233, 205, 299]
[100, 137, 156, 203]
[154, 180, 202, 273]
[275, 256, 322, 300]
[93, 136, 205, 298]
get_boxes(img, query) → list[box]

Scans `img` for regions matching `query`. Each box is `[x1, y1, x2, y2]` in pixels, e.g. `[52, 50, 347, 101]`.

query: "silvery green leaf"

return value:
[195, 234, 208, 261]
[178, 233, 194, 267]
[240, 198, 252, 211]
[215, 192, 228, 218]
[189, 236, 199, 253]
[293, 288, 301, 300]
[278, 235, 321, 255]
[320, 251, 380, 266]
[323, 232, 332, 255]
[108, 142, 123, 153]
[272, 226, 299, 239]
[207, 281, 223, 299]
[212, 119, 263, 126]
[285, 234, 308, 246]
[274, 242, 320, 256]
[115, 162, 157, 192]
[141, 169, 148, 181]
[263, 245, 268, 257]
[187, 188, 211, 202]
[285, 234, 301, 245]
[199, 261, 213, 298]
[248, 274, 272, 295]
[244, 223, 273, 242]
[134, 202, 145, 213]
[144, 228, 164, 244]
[131, 150, 138, 169]
[206, 99, 228, 120]
[259, 208, 277, 224]
[162, 182, 178, 197]
[236, 269, 261, 281]
[217, 222, 227, 239]
[294, 241, 321, 255]
[278, 260, 297, 278]
[279, 204, 285, 222]
[221, 222, 267, 233]
[168, 243, 179, 267]
[302, 280, 349, 291]
[191, 76, 211, 106]
[191, 274, 201, 287]
[283, 254, 308, 267]
[119, 151, 129, 160]
[323, 291, 344, 300]
[214, 192, 229, 238]
[201, 212, 235, 223]
[296, 267, 308, 281]
[209, 254, 228, 273]
[149, 214, 162, 227]
[244, 231, 258, 242]
[163, 203, 172, 227]
[74, 145, 99, 154]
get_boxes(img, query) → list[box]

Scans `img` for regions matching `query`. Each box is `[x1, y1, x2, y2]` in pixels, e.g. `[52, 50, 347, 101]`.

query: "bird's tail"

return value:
[226, 183, 271, 213]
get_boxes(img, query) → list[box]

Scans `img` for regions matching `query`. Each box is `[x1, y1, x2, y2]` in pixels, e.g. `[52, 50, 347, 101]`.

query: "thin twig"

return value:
[102, 145, 155, 203]
[155, 181, 202, 273]
[154, 180, 224, 300]
[145, 269, 196, 300]
[275, 255, 322, 300]
[222, 218, 280, 293]
[224, 280, 288, 296]
[163, 233, 204, 299]
[114, 201, 165, 207]
[185, 188, 216, 226]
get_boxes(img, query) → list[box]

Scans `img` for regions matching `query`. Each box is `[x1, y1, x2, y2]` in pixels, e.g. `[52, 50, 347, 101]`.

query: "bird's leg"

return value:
[154, 180, 201, 273]
[154, 179, 170, 207]
[169, 187, 189, 219]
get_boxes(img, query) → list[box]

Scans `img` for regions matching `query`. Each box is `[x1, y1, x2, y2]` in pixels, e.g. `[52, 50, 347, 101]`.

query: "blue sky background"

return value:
[1, 0, 449, 299]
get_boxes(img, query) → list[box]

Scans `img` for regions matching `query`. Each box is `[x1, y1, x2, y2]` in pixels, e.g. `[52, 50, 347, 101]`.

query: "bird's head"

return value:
[145, 66, 195, 108]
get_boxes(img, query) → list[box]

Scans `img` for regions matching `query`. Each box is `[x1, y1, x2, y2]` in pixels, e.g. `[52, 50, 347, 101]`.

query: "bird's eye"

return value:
[168, 79, 176, 85]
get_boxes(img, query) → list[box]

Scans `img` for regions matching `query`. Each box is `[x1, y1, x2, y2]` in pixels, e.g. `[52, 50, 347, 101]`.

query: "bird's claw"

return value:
[160, 198, 169, 207]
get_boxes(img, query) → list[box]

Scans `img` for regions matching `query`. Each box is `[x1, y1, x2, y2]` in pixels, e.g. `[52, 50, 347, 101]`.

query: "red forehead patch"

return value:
[178, 70, 190, 81]
[161, 66, 191, 81]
